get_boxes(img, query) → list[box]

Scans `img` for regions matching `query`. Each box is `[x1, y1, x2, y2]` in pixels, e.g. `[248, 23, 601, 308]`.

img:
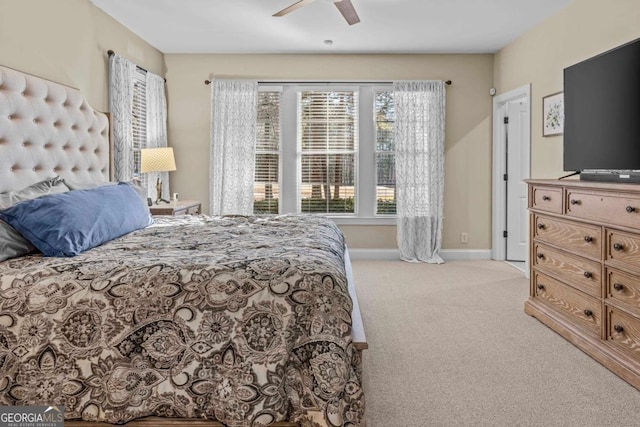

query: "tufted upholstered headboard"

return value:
[0, 65, 111, 193]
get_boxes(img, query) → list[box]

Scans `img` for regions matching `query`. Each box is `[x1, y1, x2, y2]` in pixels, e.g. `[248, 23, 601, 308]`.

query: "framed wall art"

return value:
[543, 91, 564, 137]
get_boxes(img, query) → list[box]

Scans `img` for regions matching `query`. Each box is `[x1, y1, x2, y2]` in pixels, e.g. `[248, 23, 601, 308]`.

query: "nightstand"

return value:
[149, 200, 201, 216]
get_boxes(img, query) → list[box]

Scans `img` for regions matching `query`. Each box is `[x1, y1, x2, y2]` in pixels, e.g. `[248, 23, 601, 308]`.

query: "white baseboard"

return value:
[348, 249, 492, 261]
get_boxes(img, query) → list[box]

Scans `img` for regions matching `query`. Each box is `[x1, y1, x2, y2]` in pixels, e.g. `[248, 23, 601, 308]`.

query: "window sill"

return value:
[329, 216, 397, 226]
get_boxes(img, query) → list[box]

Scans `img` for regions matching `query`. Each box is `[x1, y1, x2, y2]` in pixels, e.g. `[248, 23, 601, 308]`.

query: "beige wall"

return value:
[5, 0, 637, 252]
[494, 0, 640, 179]
[0, 1, 497, 252]
[165, 54, 494, 250]
[0, 0, 165, 112]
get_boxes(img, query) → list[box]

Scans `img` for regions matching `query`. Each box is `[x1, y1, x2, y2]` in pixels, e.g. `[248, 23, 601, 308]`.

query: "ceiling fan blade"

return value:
[334, 0, 360, 25]
[273, 0, 316, 17]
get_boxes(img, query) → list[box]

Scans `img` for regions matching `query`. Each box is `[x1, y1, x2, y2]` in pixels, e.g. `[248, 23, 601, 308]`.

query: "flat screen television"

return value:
[563, 37, 640, 182]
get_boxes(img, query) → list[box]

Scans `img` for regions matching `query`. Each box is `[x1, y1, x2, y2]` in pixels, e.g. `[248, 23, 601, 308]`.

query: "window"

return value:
[375, 91, 396, 215]
[254, 91, 281, 214]
[299, 91, 358, 214]
[132, 68, 148, 188]
[254, 84, 396, 222]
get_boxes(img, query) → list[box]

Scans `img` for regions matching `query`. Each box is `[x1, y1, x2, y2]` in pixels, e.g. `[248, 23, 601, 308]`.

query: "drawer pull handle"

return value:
[614, 325, 624, 334]
[626, 206, 636, 213]
[537, 284, 545, 290]
[570, 199, 580, 205]
[613, 243, 624, 251]
[537, 223, 546, 230]
[537, 253, 545, 259]
[542, 195, 551, 201]
[584, 236, 593, 243]
[614, 283, 624, 291]
[583, 309, 593, 317]
[583, 271, 593, 279]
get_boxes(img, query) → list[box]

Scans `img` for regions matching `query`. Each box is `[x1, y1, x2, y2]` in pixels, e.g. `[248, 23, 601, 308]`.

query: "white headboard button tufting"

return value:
[0, 65, 110, 193]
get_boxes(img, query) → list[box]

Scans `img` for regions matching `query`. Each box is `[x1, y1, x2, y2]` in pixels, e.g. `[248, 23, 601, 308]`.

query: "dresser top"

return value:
[526, 179, 640, 193]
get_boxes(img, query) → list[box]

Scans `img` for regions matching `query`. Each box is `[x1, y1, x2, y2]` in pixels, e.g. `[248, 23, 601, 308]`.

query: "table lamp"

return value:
[140, 147, 177, 204]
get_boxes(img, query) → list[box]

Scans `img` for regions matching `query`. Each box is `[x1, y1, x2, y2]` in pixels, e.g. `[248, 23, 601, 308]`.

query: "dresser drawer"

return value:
[606, 268, 640, 310]
[534, 214, 601, 260]
[533, 242, 601, 297]
[531, 186, 562, 213]
[606, 306, 640, 361]
[566, 190, 640, 229]
[606, 229, 640, 268]
[534, 271, 601, 337]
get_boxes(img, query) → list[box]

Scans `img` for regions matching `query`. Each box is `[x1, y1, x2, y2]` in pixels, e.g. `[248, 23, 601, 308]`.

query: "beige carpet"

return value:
[351, 260, 640, 427]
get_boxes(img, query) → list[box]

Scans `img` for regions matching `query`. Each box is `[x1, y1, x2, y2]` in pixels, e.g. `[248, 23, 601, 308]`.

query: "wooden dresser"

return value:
[526, 179, 640, 390]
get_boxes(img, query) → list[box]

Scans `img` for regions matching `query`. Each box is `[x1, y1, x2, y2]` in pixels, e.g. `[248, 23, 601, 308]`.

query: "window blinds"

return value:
[132, 68, 147, 188]
[375, 91, 397, 214]
[298, 91, 358, 214]
[254, 91, 281, 214]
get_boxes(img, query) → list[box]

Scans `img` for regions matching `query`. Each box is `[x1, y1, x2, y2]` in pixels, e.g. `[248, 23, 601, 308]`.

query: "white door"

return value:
[506, 100, 529, 261]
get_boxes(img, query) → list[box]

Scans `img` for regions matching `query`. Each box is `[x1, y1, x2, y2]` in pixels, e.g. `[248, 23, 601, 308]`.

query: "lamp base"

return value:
[154, 177, 170, 204]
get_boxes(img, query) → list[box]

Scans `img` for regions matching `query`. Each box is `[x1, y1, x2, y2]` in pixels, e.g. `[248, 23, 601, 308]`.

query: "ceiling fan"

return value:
[273, 0, 361, 25]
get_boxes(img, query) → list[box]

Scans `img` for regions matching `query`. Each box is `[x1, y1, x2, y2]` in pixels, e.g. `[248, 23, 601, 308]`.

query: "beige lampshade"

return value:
[140, 147, 177, 173]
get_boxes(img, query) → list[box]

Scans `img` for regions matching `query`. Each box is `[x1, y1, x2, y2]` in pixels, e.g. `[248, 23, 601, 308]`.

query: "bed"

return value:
[0, 64, 367, 426]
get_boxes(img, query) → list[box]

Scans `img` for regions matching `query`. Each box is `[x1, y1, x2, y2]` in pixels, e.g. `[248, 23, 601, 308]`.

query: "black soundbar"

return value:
[579, 171, 640, 183]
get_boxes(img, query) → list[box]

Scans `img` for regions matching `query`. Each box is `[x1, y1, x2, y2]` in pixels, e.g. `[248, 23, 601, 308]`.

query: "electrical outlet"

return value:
[460, 232, 468, 243]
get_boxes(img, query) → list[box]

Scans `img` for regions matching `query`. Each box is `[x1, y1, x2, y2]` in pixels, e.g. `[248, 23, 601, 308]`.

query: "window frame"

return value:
[257, 83, 396, 225]
[296, 86, 360, 216]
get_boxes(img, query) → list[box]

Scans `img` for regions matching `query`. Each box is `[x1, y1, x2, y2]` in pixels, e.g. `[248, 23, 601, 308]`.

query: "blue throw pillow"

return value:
[0, 183, 153, 257]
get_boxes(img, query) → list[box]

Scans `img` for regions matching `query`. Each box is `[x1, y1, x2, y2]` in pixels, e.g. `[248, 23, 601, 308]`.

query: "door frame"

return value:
[492, 84, 531, 268]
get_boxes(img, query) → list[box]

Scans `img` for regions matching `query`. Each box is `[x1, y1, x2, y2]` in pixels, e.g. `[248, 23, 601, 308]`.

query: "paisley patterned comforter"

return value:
[0, 214, 363, 426]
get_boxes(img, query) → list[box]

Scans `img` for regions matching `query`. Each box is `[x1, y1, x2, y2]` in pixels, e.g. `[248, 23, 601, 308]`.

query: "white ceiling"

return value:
[90, 0, 571, 54]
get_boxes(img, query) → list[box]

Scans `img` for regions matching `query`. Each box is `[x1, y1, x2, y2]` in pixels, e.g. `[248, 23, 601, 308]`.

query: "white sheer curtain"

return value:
[210, 80, 258, 215]
[108, 54, 136, 182]
[146, 72, 170, 200]
[393, 81, 446, 263]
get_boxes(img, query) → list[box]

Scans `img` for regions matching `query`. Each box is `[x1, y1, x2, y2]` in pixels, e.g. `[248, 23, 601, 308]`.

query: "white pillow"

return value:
[0, 176, 70, 261]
